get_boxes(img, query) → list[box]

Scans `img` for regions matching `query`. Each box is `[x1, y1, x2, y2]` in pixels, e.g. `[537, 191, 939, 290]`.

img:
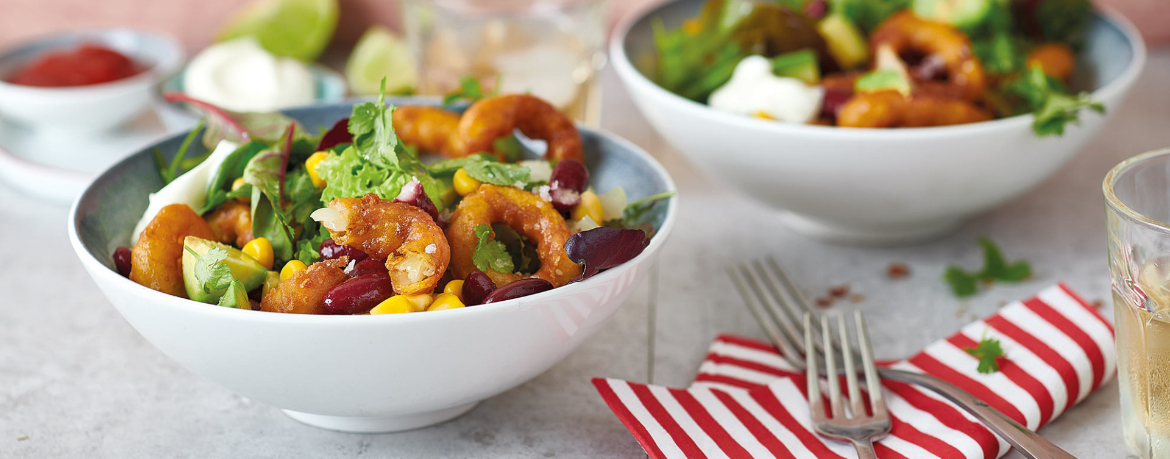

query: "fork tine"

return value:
[763, 257, 836, 356]
[752, 260, 812, 338]
[804, 314, 825, 422]
[742, 262, 807, 353]
[839, 315, 865, 419]
[855, 310, 887, 419]
[728, 266, 805, 368]
[822, 317, 844, 420]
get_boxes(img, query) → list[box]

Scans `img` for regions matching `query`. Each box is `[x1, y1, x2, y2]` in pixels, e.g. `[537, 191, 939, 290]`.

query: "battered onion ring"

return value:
[837, 91, 992, 128]
[261, 258, 349, 314]
[317, 194, 450, 295]
[870, 11, 986, 102]
[452, 94, 583, 162]
[446, 184, 581, 287]
[205, 200, 254, 248]
[392, 105, 462, 157]
[130, 203, 217, 297]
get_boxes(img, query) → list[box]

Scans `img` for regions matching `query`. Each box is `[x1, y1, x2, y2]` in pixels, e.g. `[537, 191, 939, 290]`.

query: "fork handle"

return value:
[879, 368, 1076, 459]
[850, 439, 879, 459]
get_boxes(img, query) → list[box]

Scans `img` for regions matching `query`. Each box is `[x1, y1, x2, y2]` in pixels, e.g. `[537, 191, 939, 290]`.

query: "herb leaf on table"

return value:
[945, 237, 1032, 297]
[965, 336, 1005, 374]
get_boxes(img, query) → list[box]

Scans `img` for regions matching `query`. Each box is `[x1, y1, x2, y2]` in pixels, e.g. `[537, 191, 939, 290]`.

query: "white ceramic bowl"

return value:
[0, 29, 182, 133]
[68, 101, 677, 433]
[612, 2, 1145, 244]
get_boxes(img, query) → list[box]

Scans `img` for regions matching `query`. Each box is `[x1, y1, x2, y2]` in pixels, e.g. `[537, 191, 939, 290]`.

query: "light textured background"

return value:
[1, 47, 1168, 459]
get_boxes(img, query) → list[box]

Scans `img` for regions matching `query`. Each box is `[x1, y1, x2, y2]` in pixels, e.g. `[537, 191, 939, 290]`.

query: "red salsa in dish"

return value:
[6, 44, 143, 87]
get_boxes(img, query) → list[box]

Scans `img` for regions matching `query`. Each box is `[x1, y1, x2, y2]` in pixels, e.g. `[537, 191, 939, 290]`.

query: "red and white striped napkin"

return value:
[594, 283, 1115, 459]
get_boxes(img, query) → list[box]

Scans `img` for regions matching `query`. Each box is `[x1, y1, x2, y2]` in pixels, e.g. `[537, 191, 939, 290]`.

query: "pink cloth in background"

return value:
[0, 0, 1165, 53]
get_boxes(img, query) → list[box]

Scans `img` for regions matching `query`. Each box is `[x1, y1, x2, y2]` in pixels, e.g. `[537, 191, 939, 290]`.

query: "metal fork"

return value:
[806, 312, 889, 458]
[729, 257, 1075, 459]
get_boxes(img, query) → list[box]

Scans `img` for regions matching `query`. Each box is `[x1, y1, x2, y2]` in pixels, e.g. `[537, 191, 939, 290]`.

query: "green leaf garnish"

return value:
[443, 76, 491, 104]
[426, 154, 530, 186]
[349, 79, 400, 169]
[1005, 65, 1104, 136]
[605, 191, 675, 238]
[185, 246, 234, 295]
[153, 119, 206, 185]
[965, 335, 1005, 374]
[473, 224, 514, 273]
[944, 237, 1032, 297]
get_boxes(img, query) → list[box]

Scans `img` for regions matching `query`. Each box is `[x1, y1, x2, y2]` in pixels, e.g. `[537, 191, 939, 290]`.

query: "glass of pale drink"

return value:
[1106, 148, 1170, 458]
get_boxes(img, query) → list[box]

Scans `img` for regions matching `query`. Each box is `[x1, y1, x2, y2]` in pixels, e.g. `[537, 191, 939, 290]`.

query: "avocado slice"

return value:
[855, 69, 912, 96]
[816, 15, 869, 69]
[217, 280, 251, 309]
[261, 271, 281, 299]
[912, 0, 992, 30]
[771, 49, 821, 85]
[182, 236, 268, 303]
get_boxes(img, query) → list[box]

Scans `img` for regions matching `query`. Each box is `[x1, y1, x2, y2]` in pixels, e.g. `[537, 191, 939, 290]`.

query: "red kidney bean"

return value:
[319, 239, 369, 262]
[113, 246, 132, 277]
[820, 88, 853, 123]
[462, 270, 496, 306]
[482, 278, 553, 304]
[549, 187, 581, 213]
[345, 257, 387, 278]
[323, 273, 395, 314]
[393, 178, 439, 221]
[550, 158, 589, 193]
[804, 0, 827, 18]
[565, 227, 649, 281]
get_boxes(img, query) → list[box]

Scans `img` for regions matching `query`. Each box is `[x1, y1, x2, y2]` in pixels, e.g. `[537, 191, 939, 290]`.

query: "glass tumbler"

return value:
[401, 0, 607, 125]
[1106, 148, 1170, 458]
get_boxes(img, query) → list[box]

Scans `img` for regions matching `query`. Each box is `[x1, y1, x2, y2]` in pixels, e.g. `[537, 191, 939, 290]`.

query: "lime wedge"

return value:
[346, 26, 417, 95]
[217, 0, 339, 62]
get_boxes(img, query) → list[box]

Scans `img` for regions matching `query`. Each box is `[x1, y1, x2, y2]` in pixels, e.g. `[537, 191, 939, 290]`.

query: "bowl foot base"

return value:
[282, 402, 479, 433]
[777, 213, 963, 245]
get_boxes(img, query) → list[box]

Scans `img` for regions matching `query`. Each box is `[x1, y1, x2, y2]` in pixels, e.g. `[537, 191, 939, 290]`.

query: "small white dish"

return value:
[0, 28, 183, 133]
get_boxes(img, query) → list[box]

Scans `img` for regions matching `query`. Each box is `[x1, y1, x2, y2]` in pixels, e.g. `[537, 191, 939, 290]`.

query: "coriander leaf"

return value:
[493, 135, 525, 162]
[944, 266, 979, 297]
[348, 79, 400, 169]
[185, 246, 234, 295]
[605, 191, 675, 239]
[464, 161, 530, 186]
[965, 336, 1005, 374]
[427, 154, 499, 175]
[944, 237, 1031, 297]
[473, 224, 514, 273]
[443, 76, 491, 104]
[1005, 65, 1104, 137]
[1034, 0, 1091, 48]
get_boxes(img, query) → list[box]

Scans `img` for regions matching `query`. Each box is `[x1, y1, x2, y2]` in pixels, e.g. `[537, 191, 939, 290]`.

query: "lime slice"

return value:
[217, 0, 339, 62]
[346, 26, 417, 95]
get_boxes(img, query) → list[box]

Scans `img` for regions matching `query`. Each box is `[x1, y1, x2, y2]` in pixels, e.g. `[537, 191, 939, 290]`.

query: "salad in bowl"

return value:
[652, 0, 1101, 135]
[117, 87, 670, 314]
[69, 87, 675, 431]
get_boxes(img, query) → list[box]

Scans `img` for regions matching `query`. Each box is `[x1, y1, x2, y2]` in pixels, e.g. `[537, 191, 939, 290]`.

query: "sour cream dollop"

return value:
[131, 140, 239, 244]
[184, 37, 315, 112]
[708, 55, 823, 123]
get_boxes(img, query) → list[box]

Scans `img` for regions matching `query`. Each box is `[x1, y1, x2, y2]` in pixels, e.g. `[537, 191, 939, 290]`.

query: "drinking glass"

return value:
[1106, 148, 1170, 459]
[401, 0, 607, 125]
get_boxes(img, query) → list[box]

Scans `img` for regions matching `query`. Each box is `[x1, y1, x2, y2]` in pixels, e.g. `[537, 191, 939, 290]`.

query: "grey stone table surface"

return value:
[3, 48, 1168, 458]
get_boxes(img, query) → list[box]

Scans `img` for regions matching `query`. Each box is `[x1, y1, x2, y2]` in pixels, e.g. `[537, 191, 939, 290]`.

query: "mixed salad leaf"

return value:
[651, 0, 1101, 136]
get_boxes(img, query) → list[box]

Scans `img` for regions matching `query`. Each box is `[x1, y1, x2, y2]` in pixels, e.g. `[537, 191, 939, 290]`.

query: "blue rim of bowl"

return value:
[67, 113, 679, 325]
[0, 28, 183, 94]
[609, 3, 1147, 140]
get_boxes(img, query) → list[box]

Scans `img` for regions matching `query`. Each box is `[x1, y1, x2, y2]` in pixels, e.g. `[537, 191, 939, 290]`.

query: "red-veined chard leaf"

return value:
[163, 92, 317, 149]
[243, 125, 296, 209]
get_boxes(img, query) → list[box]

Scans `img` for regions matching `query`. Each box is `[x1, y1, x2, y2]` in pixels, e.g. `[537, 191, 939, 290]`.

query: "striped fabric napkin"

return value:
[593, 283, 1115, 459]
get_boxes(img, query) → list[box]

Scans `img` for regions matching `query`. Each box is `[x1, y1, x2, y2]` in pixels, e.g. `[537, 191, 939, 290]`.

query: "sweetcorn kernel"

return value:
[243, 237, 274, 269]
[280, 260, 307, 281]
[571, 190, 603, 224]
[306, 152, 331, 188]
[371, 295, 415, 315]
[405, 294, 434, 312]
[427, 292, 465, 311]
[453, 168, 482, 196]
[443, 280, 465, 301]
[231, 177, 249, 203]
